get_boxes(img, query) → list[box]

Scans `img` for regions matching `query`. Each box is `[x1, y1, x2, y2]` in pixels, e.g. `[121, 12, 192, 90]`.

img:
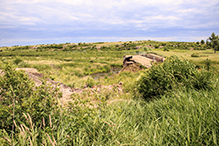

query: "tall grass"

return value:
[1, 84, 218, 145]
[0, 41, 218, 145]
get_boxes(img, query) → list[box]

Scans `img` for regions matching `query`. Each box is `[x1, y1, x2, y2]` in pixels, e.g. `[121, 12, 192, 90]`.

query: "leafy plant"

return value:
[205, 58, 211, 71]
[136, 56, 213, 99]
[0, 64, 61, 134]
[191, 53, 199, 57]
[86, 77, 95, 88]
[13, 58, 23, 65]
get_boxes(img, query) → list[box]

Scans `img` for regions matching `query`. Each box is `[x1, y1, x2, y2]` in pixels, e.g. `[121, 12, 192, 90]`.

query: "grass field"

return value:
[153, 49, 219, 61]
[0, 40, 219, 145]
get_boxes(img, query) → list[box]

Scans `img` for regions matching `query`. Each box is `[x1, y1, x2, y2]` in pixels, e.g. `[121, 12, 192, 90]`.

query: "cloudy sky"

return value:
[0, 0, 219, 46]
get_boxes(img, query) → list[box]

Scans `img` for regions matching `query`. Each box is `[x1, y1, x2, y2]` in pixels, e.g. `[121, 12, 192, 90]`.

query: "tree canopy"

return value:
[208, 32, 219, 53]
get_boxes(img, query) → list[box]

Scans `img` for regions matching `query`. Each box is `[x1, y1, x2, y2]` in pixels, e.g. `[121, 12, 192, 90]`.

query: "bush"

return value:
[13, 58, 23, 65]
[154, 44, 160, 48]
[191, 53, 199, 57]
[143, 47, 151, 51]
[205, 58, 211, 71]
[136, 56, 213, 99]
[0, 64, 61, 133]
[86, 77, 95, 88]
[163, 47, 169, 51]
[103, 65, 111, 72]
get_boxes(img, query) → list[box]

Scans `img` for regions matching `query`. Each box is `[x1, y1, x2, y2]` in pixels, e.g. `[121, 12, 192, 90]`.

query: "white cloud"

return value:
[0, 0, 219, 46]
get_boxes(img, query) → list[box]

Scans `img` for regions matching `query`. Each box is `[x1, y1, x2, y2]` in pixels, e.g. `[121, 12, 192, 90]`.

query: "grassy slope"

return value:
[0, 41, 219, 145]
[99, 87, 219, 145]
[2, 82, 218, 145]
[153, 49, 219, 61]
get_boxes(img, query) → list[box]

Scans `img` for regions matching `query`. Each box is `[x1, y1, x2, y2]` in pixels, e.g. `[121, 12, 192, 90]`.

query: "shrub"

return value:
[13, 58, 23, 65]
[86, 77, 95, 88]
[201, 40, 205, 44]
[136, 56, 213, 99]
[191, 53, 199, 57]
[163, 47, 169, 51]
[18, 61, 31, 68]
[205, 58, 211, 71]
[154, 44, 160, 48]
[143, 47, 151, 51]
[103, 65, 111, 72]
[74, 70, 84, 77]
[0, 64, 61, 133]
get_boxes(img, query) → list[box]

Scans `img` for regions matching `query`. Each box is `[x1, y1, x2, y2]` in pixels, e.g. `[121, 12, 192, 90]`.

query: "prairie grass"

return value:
[153, 49, 219, 62]
[1, 85, 218, 145]
[1, 40, 219, 145]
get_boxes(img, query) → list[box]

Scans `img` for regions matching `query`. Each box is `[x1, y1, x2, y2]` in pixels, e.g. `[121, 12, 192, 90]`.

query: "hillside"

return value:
[0, 40, 219, 145]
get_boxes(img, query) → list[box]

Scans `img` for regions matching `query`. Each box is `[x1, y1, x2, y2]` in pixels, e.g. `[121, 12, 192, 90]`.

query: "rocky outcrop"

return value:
[123, 55, 153, 68]
[123, 53, 165, 70]
[142, 53, 165, 62]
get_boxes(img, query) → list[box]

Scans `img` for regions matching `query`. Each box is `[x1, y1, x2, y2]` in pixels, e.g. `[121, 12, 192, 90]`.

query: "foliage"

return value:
[154, 44, 160, 48]
[1, 86, 219, 145]
[0, 64, 61, 133]
[13, 58, 23, 65]
[208, 32, 219, 53]
[191, 53, 199, 57]
[86, 77, 95, 88]
[0, 39, 219, 145]
[136, 56, 213, 99]
[205, 58, 211, 71]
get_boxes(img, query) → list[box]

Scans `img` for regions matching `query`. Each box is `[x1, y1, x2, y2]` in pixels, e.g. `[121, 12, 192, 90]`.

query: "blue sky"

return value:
[0, 0, 219, 46]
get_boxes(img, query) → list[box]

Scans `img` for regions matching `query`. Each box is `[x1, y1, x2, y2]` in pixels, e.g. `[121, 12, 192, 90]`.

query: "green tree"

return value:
[208, 32, 219, 53]
[201, 40, 205, 45]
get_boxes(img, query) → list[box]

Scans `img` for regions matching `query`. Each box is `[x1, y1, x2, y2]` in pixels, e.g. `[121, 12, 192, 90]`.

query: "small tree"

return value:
[208, 32, 219, 53]
[201, 40, 205, 45]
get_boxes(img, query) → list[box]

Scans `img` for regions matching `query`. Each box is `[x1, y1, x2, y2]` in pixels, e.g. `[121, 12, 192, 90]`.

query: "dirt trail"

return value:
[0, 68, 73, 100]
[1, 68, 127, 106]
[1, 67, 131, 108]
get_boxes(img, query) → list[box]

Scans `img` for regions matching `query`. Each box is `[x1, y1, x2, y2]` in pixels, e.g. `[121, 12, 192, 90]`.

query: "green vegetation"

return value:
[0, 64, 218, 145]
[0, 34, 219, 145]
[136, 56, 213, 99]
[0, 65, 61, 133]
[208, 32, 219, 53]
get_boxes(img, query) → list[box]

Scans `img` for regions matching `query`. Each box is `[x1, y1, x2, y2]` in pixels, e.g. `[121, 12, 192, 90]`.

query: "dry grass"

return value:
[27, 60, 63, 65]
[153, 49, 219, 62]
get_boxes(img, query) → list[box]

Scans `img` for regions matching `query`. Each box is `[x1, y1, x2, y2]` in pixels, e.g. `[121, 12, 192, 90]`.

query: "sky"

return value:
[0, 0, 219, 47]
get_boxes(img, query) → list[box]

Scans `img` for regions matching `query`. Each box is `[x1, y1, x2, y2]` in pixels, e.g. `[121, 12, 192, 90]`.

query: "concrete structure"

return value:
[123, 53, 165, 69]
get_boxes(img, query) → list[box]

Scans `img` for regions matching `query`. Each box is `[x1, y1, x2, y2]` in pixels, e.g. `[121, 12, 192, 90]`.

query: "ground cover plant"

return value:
[0, 37, 219, 145]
